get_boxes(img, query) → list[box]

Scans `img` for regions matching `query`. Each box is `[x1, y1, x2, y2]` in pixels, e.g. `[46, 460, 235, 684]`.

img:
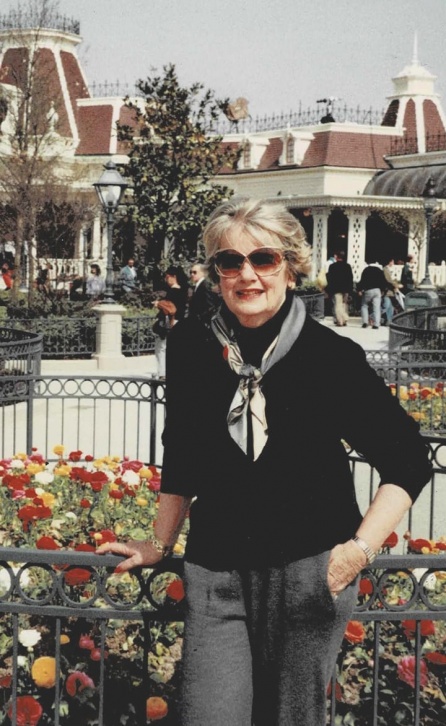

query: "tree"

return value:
[118, 64, 240, 269]
[0, 0, 90, 300]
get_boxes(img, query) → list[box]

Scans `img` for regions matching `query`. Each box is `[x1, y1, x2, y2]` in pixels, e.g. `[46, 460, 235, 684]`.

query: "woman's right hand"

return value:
[96, 540, 163, 573]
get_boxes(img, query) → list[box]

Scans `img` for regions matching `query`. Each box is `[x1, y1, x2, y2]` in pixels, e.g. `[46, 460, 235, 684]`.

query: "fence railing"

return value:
[389, 306, 446, 352]
[6, 316, 156, 358]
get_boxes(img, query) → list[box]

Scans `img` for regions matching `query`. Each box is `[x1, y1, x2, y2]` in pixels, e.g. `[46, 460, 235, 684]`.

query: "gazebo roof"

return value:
[364, 164, 446, 198]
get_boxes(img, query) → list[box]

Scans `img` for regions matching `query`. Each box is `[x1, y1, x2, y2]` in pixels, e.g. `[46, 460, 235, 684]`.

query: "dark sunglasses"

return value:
[213, 247, 284, 278]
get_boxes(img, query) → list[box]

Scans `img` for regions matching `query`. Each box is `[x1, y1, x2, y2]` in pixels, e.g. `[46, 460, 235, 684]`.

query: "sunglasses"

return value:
[213, 247, 284, 278]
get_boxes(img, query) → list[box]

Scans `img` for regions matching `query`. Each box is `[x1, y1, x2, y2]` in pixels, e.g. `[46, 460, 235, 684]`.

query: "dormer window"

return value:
[243, 141, 251, 168]
[279, 129, 314, 166]
[285, 137, 295, 165]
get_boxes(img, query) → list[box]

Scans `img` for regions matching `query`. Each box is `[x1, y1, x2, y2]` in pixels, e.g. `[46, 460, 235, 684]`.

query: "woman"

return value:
[152, 266, 188, 377]
[86, 264, 105, 298]
[99, 199, 432, 725]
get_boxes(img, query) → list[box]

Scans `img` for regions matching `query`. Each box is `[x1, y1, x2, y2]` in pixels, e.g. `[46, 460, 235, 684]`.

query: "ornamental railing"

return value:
[0, 549, 444, 725]
[389, 307, 446, 352]
[6, 316, 156, 358]
[389, 132, 446, 156]
[0, 11, 80, 34]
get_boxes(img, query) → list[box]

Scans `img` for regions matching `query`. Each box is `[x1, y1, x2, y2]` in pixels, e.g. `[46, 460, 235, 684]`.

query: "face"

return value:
[217, 229, 291, 328]
[165, 273, 176, 287]
[190, 267, 203, 282]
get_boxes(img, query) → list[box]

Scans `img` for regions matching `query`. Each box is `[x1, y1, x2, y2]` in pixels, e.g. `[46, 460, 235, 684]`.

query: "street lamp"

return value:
[419, 176, 438, 288]
[93, 161, 127, 303]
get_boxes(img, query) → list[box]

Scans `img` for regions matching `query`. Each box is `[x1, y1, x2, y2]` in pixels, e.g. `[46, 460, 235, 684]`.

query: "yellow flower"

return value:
[60, 635, 70, 645]
[27, 463, 45, 475]
[136, 497, 148, 507]
[109, 482, 120, 491]
[173, 542, 185, 556]
[52, 445, 65, 456]
[40, 492, 56, 508]
[409, 412, 426, 422]
[114, 523, 123, 536]
[54, 465, 72, 477]
[14, 452, 28, 460]
[139, 467, 153, 480]
[399, 387, 409, 401]
[31, 656, 56, 688]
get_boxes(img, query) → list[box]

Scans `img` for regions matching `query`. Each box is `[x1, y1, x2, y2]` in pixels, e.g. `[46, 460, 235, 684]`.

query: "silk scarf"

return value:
[211, 295, 306, 460]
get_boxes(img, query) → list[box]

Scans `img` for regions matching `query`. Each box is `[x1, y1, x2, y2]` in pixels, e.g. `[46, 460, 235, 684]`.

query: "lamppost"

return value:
[419, 176, 438, 289]
[93, 161, 127, 303]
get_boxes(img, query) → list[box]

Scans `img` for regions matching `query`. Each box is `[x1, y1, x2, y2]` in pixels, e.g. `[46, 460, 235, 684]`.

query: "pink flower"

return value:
[66, 671, 95, 696]
[397, 656, 428, 688]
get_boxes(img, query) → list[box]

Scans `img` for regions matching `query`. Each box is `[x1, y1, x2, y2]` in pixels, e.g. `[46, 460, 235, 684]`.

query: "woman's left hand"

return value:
[327, 540, 367, 597]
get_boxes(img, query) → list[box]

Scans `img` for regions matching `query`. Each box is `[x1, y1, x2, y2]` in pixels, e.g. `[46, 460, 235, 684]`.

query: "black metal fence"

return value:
[389, 306, 446, 352]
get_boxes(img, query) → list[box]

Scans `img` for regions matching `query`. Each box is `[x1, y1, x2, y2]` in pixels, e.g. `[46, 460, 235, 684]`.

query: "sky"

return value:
[2, 0, 446, 118]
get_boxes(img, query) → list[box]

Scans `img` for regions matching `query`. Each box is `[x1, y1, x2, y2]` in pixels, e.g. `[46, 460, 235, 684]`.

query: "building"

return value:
[0, 11, 445, 284]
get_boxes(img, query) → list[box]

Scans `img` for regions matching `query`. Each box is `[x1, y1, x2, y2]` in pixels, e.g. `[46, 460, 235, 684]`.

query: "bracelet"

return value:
[148, 532, 172, 558]
[351, 536, 377, 564]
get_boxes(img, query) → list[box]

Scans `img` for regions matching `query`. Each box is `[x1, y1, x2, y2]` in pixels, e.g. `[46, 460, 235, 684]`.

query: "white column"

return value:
[92, 304, 126, 370]
[91, 213, 102, 261]
[311, 208, 330, 279]
[406, 212, 424, 283]
[345, 209, 369, 282]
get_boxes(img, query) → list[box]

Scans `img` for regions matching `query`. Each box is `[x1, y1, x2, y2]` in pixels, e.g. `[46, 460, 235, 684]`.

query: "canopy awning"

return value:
[364, 164, 446, 198]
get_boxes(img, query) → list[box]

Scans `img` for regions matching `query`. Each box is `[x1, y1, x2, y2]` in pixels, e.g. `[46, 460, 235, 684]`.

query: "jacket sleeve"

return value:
[335, 339, 432, 503]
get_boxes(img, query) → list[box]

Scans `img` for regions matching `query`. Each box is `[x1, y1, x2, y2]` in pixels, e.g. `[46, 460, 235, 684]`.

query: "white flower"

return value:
[412, 568, 437, 591]
[10, 459, 25, 470]
[17, 656, 28, 668]
[122, 470, 140, 486]
[65, 512, 77, 521]
[19, 629, 41, 649]
[34, 471, 54, 485]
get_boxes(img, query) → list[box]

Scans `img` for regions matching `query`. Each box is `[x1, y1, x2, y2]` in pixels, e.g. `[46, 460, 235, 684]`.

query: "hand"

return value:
[327, 540, 367, 597]
[96, 539, 163, 573]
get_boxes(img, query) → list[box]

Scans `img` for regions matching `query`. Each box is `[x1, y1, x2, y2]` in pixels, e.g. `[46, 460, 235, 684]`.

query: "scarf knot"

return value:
[211, 296, 306, 460]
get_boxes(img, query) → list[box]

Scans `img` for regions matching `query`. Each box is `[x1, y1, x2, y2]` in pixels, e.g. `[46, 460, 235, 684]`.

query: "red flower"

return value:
[435, 541, 446, 551]
[359, 578, 373, 595]
[397, 655, 428, 688]
[408, 538, 432, 553]
[68, 450, 83, 462]
[65, 568, 91, 587]
[97, 529, 117, 544]
[109, 489, 124, 500]
[80, 498, 91, 508]
[70, 467, 90, 482]
[17, 504, 52, 531]
[79, 635, 95, 650]
[166, 579, 185, 602]
[326, 680, 343, 701]
[425, 652, 446, 666]
[66, 671, 95, 696]
[344, 621, 366, 644]
[402, 619, 435, 637]
[148, 476, 161, 492]
[36, 536, 60, 550]
[383, 531, 398, 548]
[121, 459, 143, 473]
[75, 543, 95, 553]
[8, 695, 43, 726]
[0, 675, 12, 688]
[146, 696, 168, 721]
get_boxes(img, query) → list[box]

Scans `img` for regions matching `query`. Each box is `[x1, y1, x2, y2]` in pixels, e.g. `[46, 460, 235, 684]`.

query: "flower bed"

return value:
[391, 382, 446, 432]
[0, 446, 187, 725]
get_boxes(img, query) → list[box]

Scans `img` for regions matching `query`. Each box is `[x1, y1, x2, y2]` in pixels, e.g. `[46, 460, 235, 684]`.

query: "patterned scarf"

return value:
[211, 295, 306, 460]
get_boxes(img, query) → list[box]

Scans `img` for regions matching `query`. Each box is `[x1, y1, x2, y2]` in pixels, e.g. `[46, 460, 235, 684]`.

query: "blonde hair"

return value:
[203, 198, 312, 282]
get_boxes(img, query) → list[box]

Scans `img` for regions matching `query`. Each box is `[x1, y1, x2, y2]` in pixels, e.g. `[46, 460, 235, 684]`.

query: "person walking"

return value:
[382, 258, 400, 325]
[152, 266, 188, 377]
[400, 255, 415, 295]
[326, 250, 353, 326]
[188, 262, 220, 321]
[357, 261, 387, 329]
[119, 258, 138, 293]
[99, 199, 431, 726]
[86, 264, 106, 298]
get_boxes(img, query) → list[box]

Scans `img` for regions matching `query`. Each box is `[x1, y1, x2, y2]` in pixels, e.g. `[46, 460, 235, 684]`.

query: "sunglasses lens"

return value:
[214, 248, 283, 277]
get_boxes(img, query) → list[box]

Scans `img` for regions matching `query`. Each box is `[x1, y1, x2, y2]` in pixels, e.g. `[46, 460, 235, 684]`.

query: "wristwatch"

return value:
[352, 536, 377, 564]
[148, 532, 172, 558]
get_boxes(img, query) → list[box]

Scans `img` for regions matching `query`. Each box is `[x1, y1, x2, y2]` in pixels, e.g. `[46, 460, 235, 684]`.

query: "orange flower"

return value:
[31, 656, 56, 688]
[146, 696, 168, 721]
[344, 620, 366, 644]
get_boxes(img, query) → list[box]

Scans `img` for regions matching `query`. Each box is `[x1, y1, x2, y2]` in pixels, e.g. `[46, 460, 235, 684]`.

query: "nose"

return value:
[238, 257, 258, 280]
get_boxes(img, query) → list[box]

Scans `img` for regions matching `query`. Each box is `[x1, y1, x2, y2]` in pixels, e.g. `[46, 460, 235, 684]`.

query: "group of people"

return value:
[98, 198, 432, 726]
[325, 252, 412, 329]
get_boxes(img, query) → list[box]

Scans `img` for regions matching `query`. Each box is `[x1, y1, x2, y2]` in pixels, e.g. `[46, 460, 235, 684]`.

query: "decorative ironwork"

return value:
[210, 103, 385, 135]
[89, 81, 146, 99]
[390, 132, 446, 156]
[389, 306, 446, 352]
[0, 10, 80, 35]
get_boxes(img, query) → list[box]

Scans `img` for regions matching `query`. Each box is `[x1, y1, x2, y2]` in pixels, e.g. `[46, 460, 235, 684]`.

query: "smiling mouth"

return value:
[236, 290, 263, 298]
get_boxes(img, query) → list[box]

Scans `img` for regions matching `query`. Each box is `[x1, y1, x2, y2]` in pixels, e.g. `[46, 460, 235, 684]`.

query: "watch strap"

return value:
[148, 532, 172, 558]
[352, 535, 377, 564]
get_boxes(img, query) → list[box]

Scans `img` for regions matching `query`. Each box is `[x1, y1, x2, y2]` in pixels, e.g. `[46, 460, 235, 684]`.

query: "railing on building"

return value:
[390, 132, 446, 156]
[0, 11, 80, 34]
[89, 81, 146, 99]
[389, 307, 446, 352]
[210, 103, 385, 135]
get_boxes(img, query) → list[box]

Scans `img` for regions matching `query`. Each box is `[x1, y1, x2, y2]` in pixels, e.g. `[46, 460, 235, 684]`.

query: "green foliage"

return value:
[118, 64, 240, 266]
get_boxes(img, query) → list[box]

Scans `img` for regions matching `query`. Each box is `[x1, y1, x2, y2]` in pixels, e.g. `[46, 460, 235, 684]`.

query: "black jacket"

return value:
[357, 265, 387, 292]
[161, 313, 432, 571]
[326, 261, 353, 295]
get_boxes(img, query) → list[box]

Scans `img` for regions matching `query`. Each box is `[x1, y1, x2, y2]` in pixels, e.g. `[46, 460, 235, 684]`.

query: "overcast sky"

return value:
[2, 0, 446, 117]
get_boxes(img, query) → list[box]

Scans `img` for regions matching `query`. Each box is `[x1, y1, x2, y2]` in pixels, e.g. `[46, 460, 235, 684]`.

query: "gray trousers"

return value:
[180, 551, 358, 726]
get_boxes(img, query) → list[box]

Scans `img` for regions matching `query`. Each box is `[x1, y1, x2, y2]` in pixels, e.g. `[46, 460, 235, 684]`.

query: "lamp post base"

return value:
[92, 303, 126, 370]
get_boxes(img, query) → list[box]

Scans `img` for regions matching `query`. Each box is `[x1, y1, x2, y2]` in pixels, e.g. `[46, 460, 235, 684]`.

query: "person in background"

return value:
[36, 263, 53, 295]
[86, 264, 105, 298]
[152, 266, 188, 377]
[119, 258, 138, 293]
[1, 263, 12, 290]
[326, 250, 353, 327]
[400, 254, 415, 295]
[188, 262, 220, 321]
[382, 258, 401, 325]
[357, 260, 387, 329]
[98, 198, 432, 726]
